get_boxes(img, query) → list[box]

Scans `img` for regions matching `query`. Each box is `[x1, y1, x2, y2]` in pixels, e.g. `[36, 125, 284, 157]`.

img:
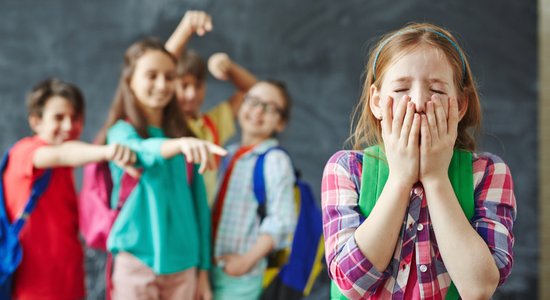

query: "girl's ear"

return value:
[369, 84, 383, 120]
[28, 115, 41, 133]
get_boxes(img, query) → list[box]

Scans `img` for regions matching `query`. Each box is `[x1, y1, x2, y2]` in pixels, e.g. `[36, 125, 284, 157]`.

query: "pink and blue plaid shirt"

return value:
[322, 150, 516, 299]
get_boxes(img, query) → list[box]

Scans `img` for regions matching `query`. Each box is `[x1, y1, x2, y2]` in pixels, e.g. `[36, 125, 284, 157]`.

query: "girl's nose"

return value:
[183, 86, 196, 100]
[156, 76, 168, 89]
[61, 117, 73, 131]
[409, 88, 430, 113]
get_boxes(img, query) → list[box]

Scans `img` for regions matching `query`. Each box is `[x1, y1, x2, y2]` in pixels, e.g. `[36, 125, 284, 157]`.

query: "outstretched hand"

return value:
[106, 144, 141, 178]
[179, 138, 227, 174]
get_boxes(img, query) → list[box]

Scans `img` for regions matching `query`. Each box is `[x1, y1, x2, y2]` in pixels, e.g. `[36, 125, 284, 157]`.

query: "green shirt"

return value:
[106, 120, 211, 274]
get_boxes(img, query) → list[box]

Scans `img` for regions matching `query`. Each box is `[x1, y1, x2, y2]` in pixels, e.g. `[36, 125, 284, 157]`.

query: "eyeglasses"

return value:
[243, 94, 283, 115]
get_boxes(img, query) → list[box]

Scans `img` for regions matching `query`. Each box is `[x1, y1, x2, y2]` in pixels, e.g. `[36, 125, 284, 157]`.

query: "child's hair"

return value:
[26, 77, 85, 118]
[262, 79, 292, 123]
[176, 49, 207, 82]
[351, 23, 481, 151]
[98, 38, 194, 143]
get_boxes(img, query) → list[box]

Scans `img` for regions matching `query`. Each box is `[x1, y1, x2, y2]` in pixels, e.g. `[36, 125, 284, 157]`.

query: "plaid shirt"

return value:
[322, 151, 516, 299]
[214, 139, 297, 276]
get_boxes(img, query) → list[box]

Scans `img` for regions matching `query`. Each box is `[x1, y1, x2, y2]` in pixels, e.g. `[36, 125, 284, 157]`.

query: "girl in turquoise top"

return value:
[97, 38, 226, 300]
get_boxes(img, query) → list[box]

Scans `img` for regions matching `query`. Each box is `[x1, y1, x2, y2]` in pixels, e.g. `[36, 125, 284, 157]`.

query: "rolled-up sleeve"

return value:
[472, 153, 516, 286]
[322, 151, 390, 299]
[107, 121, 167, 168]
[258, 150, 297, 250]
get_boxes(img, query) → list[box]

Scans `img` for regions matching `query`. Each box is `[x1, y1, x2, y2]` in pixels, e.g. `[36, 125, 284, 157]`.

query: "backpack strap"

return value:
[0, 147, 52, 235]
[202, 115, 220, 146]
[252, 146, 291, 222]
[203, 115, 221, 167]
[330, 145, 473, 300]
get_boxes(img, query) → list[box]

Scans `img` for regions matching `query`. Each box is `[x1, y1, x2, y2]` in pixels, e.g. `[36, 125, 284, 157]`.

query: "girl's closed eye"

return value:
[393, 87, 409, 93]
[430, 88, 446, 95]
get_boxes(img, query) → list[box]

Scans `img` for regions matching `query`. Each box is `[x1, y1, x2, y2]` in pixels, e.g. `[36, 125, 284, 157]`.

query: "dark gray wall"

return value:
[0, 0, 537, 299]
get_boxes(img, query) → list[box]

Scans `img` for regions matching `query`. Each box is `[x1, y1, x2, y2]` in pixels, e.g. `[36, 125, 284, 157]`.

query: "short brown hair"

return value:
[176, 49, 207, 82]
[26, 77, 85, 118]
[263, 79, 292, 123]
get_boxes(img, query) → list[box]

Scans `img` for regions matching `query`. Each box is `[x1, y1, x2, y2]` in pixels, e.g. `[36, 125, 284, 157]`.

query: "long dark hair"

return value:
[97, 38, 194, 143]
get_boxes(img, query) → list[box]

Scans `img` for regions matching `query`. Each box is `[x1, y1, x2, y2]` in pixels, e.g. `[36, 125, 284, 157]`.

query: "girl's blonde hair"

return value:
[351, 23, 481, 151]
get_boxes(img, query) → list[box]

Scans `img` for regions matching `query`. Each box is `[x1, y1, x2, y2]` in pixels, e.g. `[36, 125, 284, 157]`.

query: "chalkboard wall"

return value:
[0, 0, 537, 299]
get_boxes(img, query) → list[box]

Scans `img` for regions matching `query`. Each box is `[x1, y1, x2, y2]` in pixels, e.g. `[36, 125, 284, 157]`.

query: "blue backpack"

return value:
[0, 148, 52, 299]
[252, 147, 324, 300]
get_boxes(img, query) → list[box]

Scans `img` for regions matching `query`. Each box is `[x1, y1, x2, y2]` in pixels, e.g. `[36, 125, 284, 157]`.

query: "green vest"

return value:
[330, 145, 473, 300]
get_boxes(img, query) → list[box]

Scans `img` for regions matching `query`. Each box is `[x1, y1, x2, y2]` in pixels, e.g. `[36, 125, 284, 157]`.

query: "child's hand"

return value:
[380, 95, 421, 187]
[179, 138, 227, 174]
[216, 254, 254, 277]
[179, 10, 213, 38]
[105, 144, 140, 178]
[195, 270, 212, 300]
[208, 52, 232, 81]
[419, 95, 458, 184]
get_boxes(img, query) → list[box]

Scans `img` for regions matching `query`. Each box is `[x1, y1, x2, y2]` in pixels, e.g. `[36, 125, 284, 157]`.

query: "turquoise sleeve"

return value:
[107, 121, 167, 168]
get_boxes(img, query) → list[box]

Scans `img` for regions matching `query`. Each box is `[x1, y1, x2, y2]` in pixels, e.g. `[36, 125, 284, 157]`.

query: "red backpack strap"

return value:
[202, 115, 221, 167]
[202, 115, 220, 146]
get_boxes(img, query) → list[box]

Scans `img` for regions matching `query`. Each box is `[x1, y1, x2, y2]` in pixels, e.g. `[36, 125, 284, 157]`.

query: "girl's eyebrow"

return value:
[391, 77, 449, 86]
[428, 78, 449, 86]
[391, 77, 412, 83]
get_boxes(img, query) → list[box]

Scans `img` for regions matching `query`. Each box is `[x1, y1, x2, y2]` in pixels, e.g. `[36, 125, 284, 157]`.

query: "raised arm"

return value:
[165, 11, 212, 59]
[208, 52, 258, 117]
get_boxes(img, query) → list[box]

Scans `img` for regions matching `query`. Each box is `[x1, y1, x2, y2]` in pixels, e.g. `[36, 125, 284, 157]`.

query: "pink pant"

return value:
[111, 252, 197, 300]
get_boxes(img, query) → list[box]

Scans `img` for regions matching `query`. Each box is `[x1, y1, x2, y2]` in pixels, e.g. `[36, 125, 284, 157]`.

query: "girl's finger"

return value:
[408, 113, 421, 148]
[124, 166, 141, 179]
[181, 146, 193, 163]
[204, 15, 213, 32]
[207, 143, 228, 156]
[114, 145, 125, 162]
[129, 151, 137, 165]
[120, 147, 131, 164]
[196, 13, 207, 35]
[392, 95, 409, 135]
[420, 114, 431, 151]
[198, 144, 209, 174]
[448, 97, 459, 137]
[432, 95, 447, 137]
[380, 96, 393, 135]
[399, 101, 415, 146]
[189, 145, 201, 164]
[426, 101, 439, 141]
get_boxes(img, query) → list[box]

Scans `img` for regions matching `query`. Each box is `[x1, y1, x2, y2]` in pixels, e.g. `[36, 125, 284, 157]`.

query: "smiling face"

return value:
[370, 45, 460, 117]
[29, 96, 82, 144]
[238, 82, 287, 144]
[130, 49, 177, 113]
